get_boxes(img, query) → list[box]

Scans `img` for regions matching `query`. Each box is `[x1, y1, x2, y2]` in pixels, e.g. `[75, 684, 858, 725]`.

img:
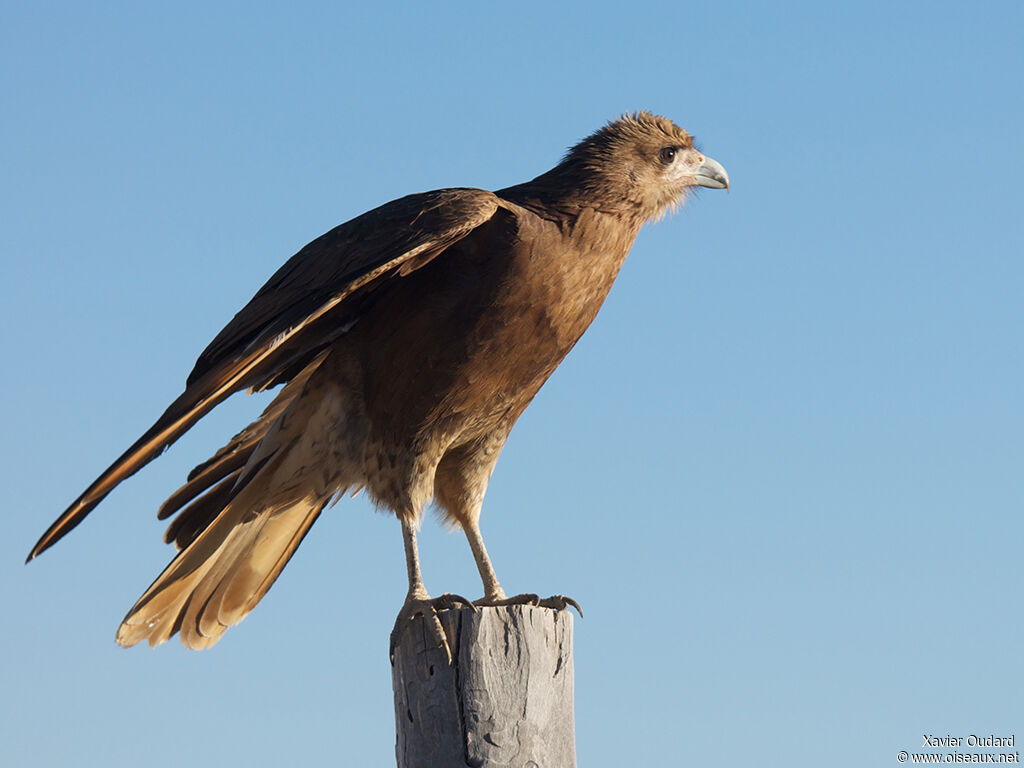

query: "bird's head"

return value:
[563, 111, 729, 221]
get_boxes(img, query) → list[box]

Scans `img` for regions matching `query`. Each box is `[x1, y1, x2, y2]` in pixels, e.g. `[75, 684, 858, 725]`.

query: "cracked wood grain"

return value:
[392, 605, 576, 768]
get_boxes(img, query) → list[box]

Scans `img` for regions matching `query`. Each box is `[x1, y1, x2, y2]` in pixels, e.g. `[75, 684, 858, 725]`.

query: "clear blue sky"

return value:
[3, 2, 1021, 765]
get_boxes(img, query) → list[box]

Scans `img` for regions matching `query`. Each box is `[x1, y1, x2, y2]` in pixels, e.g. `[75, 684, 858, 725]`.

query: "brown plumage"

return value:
[28, 111, 729, 654]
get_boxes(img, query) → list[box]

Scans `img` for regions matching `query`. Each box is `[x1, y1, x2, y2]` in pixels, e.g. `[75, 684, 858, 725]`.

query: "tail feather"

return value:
[197, 500, 323, 642]
[24, 343, 357, 650]
[157, 452, 250, 522]
[163, 472, 241, 549]
[116, 352, 346, 649]
[118, 492, 326, 650]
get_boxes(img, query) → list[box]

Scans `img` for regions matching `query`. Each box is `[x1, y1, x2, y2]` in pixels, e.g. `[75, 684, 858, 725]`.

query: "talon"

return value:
[537, 594, 583, 616]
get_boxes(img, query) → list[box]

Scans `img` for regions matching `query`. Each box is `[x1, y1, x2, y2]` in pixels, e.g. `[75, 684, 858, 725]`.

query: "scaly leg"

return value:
[463, 517, 582, 615]
[390, 517, 472, 664]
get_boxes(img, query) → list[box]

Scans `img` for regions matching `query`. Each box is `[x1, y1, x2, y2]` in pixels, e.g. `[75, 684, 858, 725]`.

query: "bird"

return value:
[27, 111, 729, 658]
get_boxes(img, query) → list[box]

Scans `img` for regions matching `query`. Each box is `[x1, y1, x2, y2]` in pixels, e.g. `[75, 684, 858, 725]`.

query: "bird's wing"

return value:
[28, 187, 501, 561]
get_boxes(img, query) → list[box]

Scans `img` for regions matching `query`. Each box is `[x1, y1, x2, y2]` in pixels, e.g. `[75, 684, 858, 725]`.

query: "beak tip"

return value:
[694, 156, 730, 191]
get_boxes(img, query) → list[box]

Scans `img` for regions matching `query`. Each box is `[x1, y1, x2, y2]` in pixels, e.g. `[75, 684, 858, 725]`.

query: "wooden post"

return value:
[391, 605, 576, 768]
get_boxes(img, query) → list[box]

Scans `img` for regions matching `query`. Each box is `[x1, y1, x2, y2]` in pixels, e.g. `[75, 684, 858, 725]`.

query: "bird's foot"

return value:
[389, 592, 475, 665]
[473, 591, 539, 608]
[474, 592, 583, 616]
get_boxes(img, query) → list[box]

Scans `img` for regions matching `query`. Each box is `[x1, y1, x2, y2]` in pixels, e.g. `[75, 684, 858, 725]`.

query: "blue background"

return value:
[3, 2, 1021, 765]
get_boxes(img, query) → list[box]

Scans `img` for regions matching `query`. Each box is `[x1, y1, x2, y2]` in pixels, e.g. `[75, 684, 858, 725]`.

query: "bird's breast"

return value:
[354, 206, 635, 472]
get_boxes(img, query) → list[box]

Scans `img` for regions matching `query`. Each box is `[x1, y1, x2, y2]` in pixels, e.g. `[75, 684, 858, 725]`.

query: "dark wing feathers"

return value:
[28, 188, 501, 561]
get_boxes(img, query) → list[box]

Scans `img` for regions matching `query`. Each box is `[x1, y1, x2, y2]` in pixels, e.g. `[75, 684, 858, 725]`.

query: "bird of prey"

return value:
[28, 111, 729, 657]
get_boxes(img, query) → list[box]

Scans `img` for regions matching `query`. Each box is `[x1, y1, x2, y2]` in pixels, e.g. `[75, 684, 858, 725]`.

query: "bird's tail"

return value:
[116, 490, 328, 649]
[117, 349, 360, 649]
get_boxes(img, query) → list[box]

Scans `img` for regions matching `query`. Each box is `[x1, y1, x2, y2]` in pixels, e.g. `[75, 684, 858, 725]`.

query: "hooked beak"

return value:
[694, 155, 729, 190]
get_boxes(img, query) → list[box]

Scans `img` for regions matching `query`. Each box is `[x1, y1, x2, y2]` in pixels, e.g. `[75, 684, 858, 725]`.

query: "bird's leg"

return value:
[389, 516, 472, 664]
[462, 516, 511, 602]
[462, 517, 582, 615]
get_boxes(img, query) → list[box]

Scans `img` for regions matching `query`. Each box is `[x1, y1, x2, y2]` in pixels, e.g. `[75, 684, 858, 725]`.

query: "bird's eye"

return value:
[658, 146, 677, 164]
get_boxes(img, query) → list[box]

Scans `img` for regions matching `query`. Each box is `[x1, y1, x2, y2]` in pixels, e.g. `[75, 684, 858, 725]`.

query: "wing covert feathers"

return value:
[187, 188, 501, 386]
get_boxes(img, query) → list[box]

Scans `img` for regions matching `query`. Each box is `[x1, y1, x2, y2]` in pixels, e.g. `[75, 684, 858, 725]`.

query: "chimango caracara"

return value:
[28, 112, 729, 656]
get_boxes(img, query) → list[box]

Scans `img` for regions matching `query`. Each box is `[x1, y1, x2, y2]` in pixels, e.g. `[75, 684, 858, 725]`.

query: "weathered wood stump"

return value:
[391, 605, 576, 768]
